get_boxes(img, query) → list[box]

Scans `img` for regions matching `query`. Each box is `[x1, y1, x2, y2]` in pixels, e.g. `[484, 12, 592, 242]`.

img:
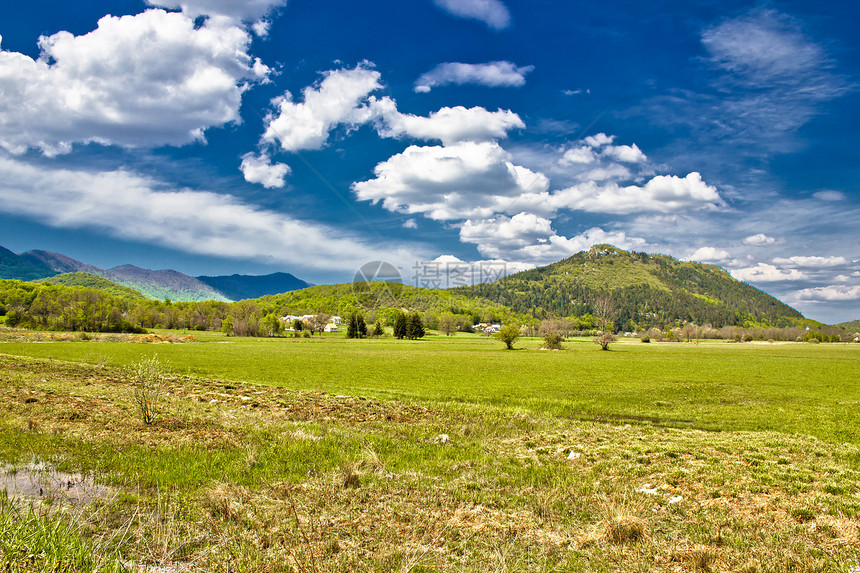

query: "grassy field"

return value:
[1, 329, 859, 571]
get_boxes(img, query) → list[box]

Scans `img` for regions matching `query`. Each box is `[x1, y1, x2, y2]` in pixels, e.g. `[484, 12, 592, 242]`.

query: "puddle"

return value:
[1, 462, 110, 505]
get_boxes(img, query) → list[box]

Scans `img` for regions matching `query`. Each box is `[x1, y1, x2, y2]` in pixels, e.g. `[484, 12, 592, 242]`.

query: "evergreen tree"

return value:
[406, 311, 425, 339]
[372, 318, 384, 337]
[347, 312, 366, 339]
[393, 311, 408, 339]
[292, 318, 302, 332]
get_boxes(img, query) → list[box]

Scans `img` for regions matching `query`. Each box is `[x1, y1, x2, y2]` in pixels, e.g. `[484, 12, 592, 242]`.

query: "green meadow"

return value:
[2, 333, 859, 445]
[1, 332, 859, 571]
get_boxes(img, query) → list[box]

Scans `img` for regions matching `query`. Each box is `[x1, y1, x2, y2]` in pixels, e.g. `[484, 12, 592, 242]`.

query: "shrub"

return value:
[595, 331, 616, 351]
[543, 331, 564, 350]
[494, 324, 520, 350]
[743, 334, 754, 342]
[640, 335, 651, 343]
[130, 355, 165, 425]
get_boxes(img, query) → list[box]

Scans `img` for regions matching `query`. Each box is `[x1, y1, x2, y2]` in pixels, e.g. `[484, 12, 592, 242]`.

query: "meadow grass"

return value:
[0, 332, 859, 571]
[1, 332, 859, 445]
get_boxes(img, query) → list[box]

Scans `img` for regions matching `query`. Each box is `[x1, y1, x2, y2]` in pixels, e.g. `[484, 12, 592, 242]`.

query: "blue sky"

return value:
[0, 0, 858, 323]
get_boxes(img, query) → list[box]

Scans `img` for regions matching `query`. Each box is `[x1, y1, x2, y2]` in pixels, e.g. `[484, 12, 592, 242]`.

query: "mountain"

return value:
[0, 244, 312, 302]
[105, 265, 230, 302]
[197, 272, 312, 301]
[454, 245, 804, 328]
[0, 246, 56, 281]
[19, 250, 103, 276]
[837, 320, 860, 331]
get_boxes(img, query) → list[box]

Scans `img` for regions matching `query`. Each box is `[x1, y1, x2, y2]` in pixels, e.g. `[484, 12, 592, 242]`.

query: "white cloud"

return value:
[460, 212, 555, 253]
[0, 10, 268, 155]
[411, 255, 534, 288]
[813, 190, 846, 202]
[0, 155, 417, 271]
[403, 219, 418, 229]
[583, 133, 614, 148]
[792, 285, 860, 302]
[146, 0, 285, 23]
[263, 65, 382, 152]
[731, 263, 807, 283]
[547, 172, 725, 215]
[601, 143, 647, 163]
[702, 10, 828, 86]
[459, 214, 646, 264]
[772, 255, 848, 268]
[370, 98, 524, 145]
[352, 141, 548, 221]
[743, 233, 776, 246]
[414, 61, 533, 92]
[559, 146, 596, 165]
[687, 247, 731, 263]
[240, 152, 290, 188]
[433, 0, 511, 30]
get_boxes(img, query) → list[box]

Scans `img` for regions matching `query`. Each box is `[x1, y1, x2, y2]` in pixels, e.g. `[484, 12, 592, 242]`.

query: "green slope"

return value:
[456, 245, 803, 328]
[261, 281, 515, 322]
[37, 273, 148, 301]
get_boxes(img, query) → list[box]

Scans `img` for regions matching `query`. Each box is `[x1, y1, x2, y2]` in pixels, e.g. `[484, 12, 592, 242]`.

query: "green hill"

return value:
[455, 245, 803, 329]
[837, 319, 860, 331]
[262, 281, 515, 323]
[37, 273, 148, 301]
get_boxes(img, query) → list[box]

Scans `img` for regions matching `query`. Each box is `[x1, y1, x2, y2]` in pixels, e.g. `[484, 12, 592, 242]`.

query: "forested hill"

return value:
[455, 245, 803, 329]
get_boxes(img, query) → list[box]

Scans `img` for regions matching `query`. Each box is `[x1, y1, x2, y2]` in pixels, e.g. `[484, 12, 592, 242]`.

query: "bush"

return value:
[743, 334, 754, 342]
[130, 355, 165, 425]
[595, 331, 616, 351]
[543, 331, 564, 350]
[640, 335, 650, 343]
[494, 324, 520, 350]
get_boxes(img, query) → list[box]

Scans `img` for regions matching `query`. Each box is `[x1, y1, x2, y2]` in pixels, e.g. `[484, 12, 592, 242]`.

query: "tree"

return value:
[593, 294, 618, 350]
[393, 311, 408, 339]
[347, 312, 368, 339]
[439, 313, 457, 336]
[407, 312, 425, 339]
[260, 313, 283, 337]
[292, 318, 303, 332]
[494, 324, 520, 350]
[372, 318, 385, 337]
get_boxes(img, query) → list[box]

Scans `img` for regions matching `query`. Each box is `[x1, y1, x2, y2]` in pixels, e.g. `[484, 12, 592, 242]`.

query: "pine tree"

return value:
[372, 318, 384, 337]
[407, 312, 425, 339]
[393, 311, 407, 339]
[347, 312, 367, 339]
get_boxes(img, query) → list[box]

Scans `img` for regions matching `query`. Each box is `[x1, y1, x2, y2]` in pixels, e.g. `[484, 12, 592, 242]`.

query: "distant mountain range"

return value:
[0, 245, 311, 302]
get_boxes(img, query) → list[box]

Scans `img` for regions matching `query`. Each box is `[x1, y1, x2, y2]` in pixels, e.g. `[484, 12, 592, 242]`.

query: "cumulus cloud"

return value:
[263, 65, 381, 152]
[240, 152, 290, 188]
[146, 0, 286, 23]
[559, 146, 596, 165]
[772, 255, 848, 267]
[414, 61, 533, 92]
[352, 141, 548, 221]
[792, 285, 860, 302]
[601, 143, 647, 163]
[370, 98, 524, 144]
[687, 247, 731, 263]
[743, 233, 776, 246]
[411, 255, 534, 288]
[730, 263, 807, 283]
[459, 214, 646, 263]
[546, 172, 725, 215]
[583, 133, 614, 147]
[0, 10, 269, 155]
[433, 0, 511, 30]
[0, 155, 415, 271]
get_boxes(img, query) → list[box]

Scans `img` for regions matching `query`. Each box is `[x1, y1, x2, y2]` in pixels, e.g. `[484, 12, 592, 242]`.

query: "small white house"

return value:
[330, 315, 343, 325]
[324, 324, 338, 333]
